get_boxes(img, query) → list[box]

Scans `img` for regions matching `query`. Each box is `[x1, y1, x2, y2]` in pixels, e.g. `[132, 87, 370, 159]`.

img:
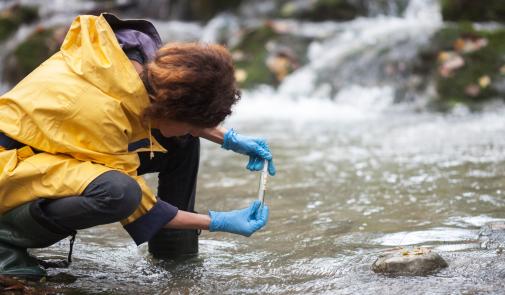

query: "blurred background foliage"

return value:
[0, 0, 504, 111]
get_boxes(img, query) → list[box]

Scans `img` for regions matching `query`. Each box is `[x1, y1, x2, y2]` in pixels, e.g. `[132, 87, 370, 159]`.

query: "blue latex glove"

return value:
[221, 129, 276, 176]
[209, 200, 269, 237]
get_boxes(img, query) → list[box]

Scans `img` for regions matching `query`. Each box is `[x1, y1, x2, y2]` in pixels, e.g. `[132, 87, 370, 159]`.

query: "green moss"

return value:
[423, 23, 505, 110]
[189, 0, 243, 22]
[232, 23, 313, 89]
[0, 5, 38, 42]
[0, 17, 19, 41]
[234, 25, 277, 88]
[285, 0, 363, 21]
[15, 5, 38, 23]
[442, 0, 505, 22]
[6, 28, 55, 84]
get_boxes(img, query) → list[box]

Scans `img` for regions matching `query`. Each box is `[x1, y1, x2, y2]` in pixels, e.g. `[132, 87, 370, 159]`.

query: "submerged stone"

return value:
[47, 272, 78, 284]
[0, 275, 60, 293]
[478, 222, 505, 250]
[372, 247, 448, 276]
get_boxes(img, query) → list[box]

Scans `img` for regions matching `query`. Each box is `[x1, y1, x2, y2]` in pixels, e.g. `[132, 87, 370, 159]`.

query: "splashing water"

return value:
[279, 0, 442, 99]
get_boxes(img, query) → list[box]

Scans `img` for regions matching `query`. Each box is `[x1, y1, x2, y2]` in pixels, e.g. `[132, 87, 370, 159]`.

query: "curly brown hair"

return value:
[142, 42, 241, 128]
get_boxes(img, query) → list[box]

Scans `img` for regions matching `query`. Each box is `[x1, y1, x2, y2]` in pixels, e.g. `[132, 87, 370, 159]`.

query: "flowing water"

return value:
[11, 0, 505, 294]
[34, 92, 505, 294]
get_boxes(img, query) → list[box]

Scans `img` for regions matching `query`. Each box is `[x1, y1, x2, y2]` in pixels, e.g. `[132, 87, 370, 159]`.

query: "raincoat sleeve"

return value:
[121, 174, 179, 245]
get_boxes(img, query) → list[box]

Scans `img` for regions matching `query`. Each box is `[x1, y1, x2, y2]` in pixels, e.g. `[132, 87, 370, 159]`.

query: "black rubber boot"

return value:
[0, 202, 74, 279]
[143, 135, 201, 259]
[148, 229, 199, 258]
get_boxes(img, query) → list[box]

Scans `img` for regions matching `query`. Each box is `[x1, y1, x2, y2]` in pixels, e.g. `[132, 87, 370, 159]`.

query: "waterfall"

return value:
[228, 0, 444, 123]
[278, 0, 442, 101]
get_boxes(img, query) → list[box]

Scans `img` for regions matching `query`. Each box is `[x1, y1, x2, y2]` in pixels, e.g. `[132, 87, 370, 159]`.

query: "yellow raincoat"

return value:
[0, 14, 167, 232]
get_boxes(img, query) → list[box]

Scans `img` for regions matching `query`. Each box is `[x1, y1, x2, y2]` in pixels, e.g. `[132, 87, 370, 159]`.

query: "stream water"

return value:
[33, 94, 505, 294]
[8, 0, 505, 294]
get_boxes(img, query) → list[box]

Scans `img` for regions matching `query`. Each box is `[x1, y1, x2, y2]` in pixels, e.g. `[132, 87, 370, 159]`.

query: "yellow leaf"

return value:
[235, 69, 248, 83]
[479, 75, 491, 88]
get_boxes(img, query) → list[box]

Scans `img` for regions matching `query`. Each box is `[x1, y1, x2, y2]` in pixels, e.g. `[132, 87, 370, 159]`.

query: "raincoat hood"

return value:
[61, 14, 149, 122]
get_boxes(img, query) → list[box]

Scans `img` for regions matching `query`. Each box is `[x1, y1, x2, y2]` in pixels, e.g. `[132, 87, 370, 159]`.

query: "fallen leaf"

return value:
[454, 37, 488, 53]
[465, 84, 480, 97]
[500, 65, 505, 75]
[479, 75, 491, 88]
[234, 69, 247, 83]
[438, 52, 464, 77]
[3, 283, 25, 291]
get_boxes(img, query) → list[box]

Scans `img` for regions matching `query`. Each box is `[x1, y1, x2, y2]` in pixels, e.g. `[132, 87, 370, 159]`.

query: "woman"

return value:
[0, 13, 275, 278]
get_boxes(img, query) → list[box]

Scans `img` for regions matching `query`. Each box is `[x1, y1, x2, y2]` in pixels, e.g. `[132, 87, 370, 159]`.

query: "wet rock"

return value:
[478, 222, 505, 250]
[279, 0, 366, 22]
[239, 0, 407, 21]
[132, 0, 242, 22]
[0, 275, 58, 294]
[372, 247, 448, 276]
[365, 0, 409, 17]
[0, 4, 38, 42]
[189, 0, 243, 22]
[442, 0, 505, 23]
[3, 25, 66, 86]
[47, 272, 78, 284]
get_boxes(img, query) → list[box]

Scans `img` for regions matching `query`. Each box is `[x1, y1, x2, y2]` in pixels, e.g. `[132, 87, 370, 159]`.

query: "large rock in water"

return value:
[372, 247, 448, 276]
[479, 222, 505, 250]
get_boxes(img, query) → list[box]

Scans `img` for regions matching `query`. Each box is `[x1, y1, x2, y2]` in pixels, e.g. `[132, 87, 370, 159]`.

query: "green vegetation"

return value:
[442, 0, 505, 22]
[281, 0, 363, 21]
[189, 0, 243, 22]
[418, 23, 505, 110]
[232, 23, 311, 89]
[6, 28, 56, 85]
[233, 25, 277, 88]
[0, 5, 38, 42]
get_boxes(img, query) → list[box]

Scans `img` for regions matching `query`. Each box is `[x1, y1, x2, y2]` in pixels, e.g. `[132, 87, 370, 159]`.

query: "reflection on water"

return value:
[32, 97, 505, 294]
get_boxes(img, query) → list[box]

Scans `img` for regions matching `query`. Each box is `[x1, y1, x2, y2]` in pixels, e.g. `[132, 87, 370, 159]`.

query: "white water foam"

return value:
[375, 227, 477, 246]
[229, 84, 396, 123]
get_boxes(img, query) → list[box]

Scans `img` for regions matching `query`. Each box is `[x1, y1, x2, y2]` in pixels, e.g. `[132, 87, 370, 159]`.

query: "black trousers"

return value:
[35, 130, 200, 233]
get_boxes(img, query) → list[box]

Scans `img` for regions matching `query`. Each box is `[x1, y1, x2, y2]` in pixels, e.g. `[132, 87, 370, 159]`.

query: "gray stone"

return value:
[372, 247, 448, 276]
[478, 222, 505, 250]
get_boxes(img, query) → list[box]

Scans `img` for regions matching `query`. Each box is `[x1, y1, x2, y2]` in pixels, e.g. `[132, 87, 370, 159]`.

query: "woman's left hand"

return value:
[221, 129, 276, 176]
[208, 200, 269, 236]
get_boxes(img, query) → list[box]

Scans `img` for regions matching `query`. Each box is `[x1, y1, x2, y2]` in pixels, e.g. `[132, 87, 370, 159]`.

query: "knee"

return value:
[97, 171, 142, 219]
